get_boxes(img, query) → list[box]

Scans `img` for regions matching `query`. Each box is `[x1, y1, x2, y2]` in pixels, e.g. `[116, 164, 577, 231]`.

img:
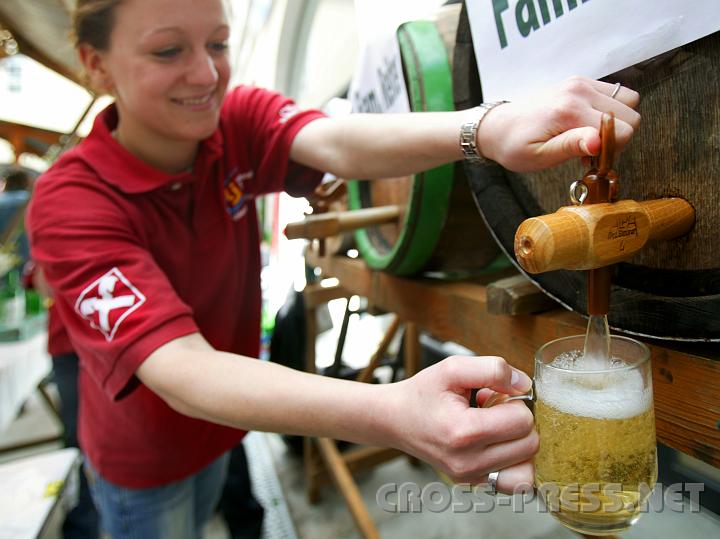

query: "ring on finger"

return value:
[487, 470, 500, 496]
[610, 82, 622, 99]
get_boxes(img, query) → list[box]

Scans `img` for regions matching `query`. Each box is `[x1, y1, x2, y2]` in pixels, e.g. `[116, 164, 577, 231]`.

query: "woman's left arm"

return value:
[290, 76, 640, 178]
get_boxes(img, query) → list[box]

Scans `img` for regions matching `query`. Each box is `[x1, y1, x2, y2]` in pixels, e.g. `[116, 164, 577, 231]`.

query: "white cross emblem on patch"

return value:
[74, 268, 146, 342]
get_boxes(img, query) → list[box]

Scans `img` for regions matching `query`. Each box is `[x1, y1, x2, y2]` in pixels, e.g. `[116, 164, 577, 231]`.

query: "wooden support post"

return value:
[357, 316, 400, 384]
[404, 322, 420, 378]
[403, 322, 421, 468]
[303, 437, 322, 504]
[317, 437, 381, 539]
[304, 292, 318, 376]
[303, 292, 321, 504]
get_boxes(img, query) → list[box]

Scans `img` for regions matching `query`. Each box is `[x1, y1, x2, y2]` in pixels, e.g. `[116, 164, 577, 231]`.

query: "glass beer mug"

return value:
[486, 335, 657, 536]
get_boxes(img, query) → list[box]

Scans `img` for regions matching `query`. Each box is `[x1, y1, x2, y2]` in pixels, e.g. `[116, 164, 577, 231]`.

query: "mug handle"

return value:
[482, 386, 534, 408]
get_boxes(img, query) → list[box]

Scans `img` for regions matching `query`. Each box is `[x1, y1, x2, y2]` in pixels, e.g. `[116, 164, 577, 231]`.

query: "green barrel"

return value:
[348, 10, 504, 277]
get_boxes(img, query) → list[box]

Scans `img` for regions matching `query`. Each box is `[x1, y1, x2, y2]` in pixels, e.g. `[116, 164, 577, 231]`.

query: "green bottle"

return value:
[0, 269, 26, 328]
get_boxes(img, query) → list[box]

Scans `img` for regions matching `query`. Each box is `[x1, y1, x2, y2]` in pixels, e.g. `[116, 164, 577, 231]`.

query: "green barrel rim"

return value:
[348, 20, 455, 275]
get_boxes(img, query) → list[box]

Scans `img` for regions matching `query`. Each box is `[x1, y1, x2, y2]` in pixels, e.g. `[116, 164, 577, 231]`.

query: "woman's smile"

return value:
[171, 92, 216, 109]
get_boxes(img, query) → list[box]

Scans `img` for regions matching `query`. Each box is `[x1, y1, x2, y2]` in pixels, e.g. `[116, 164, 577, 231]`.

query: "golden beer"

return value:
[533, 336, 657, 536]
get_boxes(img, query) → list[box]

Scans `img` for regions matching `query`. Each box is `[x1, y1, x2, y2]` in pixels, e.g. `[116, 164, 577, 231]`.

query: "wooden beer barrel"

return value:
[453, 3, 720, 341]
[348, 6, 504, 277]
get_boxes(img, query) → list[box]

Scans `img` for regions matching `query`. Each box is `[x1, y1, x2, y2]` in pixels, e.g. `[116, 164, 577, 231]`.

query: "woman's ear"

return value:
[78, 43, 114, 95]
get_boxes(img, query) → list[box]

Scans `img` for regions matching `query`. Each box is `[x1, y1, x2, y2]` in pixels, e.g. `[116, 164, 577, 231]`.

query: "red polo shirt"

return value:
[27, 86, 325, 487]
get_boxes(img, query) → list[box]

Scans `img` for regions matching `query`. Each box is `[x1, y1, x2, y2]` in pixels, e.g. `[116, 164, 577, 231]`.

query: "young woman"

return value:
[27, 0, 641, 537]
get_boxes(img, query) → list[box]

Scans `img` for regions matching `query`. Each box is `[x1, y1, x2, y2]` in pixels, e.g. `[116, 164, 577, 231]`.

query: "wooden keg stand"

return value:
[288, 196, 418, 539]
[514, 113, 696, 312]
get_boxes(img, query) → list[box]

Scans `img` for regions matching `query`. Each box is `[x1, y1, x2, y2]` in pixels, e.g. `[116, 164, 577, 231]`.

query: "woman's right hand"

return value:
[386, 355, 537, 494]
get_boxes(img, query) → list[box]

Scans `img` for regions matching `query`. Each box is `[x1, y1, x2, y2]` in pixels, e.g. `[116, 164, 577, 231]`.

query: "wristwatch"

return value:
[459, 101, 508, 165]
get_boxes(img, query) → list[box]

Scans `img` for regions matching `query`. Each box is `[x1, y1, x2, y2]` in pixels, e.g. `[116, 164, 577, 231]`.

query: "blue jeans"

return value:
[85, 453, 229, 539]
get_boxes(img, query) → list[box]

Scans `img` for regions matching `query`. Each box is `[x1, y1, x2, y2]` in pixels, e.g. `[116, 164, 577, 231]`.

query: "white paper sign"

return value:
[349, 30, 409, 114]
[349, 0, 447, 114]
[467, 0, 720, 101]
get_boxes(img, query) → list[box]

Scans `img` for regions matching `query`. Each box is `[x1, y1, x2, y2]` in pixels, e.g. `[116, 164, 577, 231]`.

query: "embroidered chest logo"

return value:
[74, 268, 146, 342]
[278, 103, 300, 124]
[224, 168, 254, 221]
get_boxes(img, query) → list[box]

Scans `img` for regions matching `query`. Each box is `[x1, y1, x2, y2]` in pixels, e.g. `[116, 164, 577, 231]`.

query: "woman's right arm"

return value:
[137, 332, 538, 492]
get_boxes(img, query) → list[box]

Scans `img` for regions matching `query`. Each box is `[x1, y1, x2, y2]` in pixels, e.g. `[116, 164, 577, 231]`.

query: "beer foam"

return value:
[536, 358, 651, 420]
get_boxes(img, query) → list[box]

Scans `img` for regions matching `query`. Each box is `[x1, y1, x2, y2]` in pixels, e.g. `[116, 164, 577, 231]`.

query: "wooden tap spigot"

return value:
[583, 113, 617, 314]
[285, 205, 402, 240]
[514, 197, 695, 273]
[515, 113, 696, 315]
[306, 179, 348, 256]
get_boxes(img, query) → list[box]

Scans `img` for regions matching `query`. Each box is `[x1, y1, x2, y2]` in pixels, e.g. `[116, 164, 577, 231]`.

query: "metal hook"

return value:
[569, 180, 589, 205]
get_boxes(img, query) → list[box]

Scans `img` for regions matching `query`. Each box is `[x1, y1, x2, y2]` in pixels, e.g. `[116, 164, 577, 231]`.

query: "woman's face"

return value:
[92, 0, 231, 144]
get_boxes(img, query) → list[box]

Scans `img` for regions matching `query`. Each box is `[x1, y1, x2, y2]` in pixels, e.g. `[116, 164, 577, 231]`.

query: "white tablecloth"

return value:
[0, 331, 51, 432]
[0, 447, 80, 539]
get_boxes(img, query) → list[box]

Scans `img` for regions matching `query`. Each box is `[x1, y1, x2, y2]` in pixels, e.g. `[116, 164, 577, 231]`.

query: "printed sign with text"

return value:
[467, 0, 720, 101]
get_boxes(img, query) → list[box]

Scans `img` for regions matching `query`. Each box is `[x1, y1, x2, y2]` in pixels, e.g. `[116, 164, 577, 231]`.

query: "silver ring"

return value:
[610, 82, 622, 99]
[487, 470, 500, 496]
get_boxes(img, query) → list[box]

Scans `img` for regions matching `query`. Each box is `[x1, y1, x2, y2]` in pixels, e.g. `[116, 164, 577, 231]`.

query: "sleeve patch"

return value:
[74, 267, 146, 342]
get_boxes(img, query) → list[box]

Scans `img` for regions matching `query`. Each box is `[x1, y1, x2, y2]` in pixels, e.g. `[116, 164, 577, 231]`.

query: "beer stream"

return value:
[582, 315, 612, 369]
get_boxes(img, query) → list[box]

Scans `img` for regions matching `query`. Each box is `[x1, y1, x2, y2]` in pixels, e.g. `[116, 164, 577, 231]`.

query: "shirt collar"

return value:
[78, 104, 224, 194]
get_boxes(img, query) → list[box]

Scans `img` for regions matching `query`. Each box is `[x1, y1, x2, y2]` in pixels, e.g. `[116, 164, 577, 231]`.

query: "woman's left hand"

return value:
[478, 76, 641, 173]
[385, 355, 536, 492]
